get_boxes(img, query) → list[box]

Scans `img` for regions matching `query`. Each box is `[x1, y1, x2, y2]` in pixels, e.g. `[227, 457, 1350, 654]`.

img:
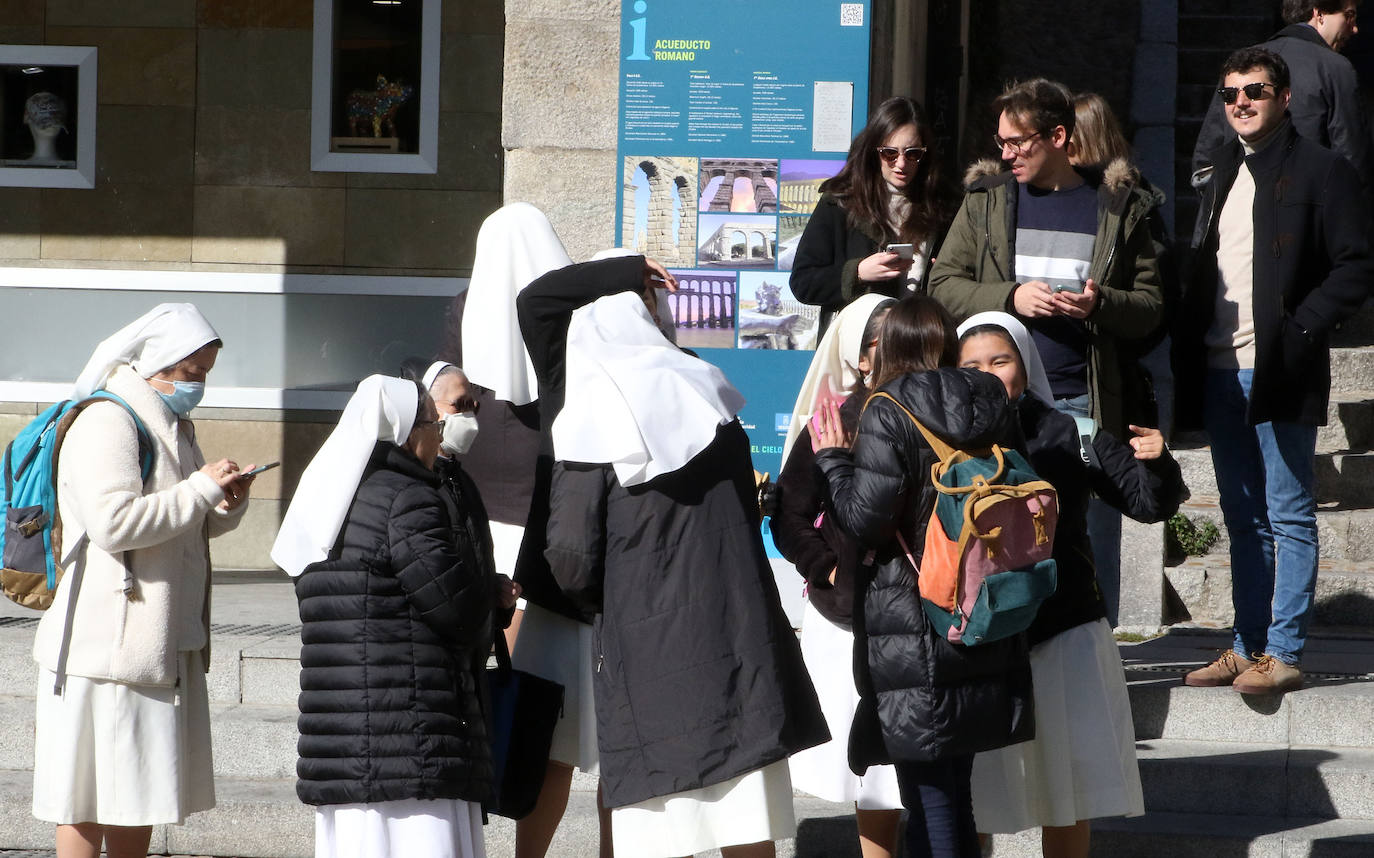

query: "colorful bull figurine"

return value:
[346, 75, 414, 138]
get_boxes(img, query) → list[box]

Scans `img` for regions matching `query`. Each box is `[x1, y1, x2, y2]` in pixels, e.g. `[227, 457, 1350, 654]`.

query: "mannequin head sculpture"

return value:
[23, 92, 67, 162]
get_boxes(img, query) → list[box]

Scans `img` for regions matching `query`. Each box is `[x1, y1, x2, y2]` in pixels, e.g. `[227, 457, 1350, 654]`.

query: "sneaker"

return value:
[1183, 650, 1254, 687]
[1233, 655, 1303, 695]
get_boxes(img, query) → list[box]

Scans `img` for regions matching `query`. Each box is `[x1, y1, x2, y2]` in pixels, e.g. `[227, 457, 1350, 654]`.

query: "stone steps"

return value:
[1175, 448, 1374, 507]
[1170, 499, 1374, 563]
[1136, 739, 1374, 820]
[1165, 552, 1374, 628]
[989, 813, 1374, 858]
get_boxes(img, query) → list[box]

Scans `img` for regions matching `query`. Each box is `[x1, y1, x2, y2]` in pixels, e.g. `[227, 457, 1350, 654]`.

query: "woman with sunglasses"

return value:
[790, 96, 959, 333]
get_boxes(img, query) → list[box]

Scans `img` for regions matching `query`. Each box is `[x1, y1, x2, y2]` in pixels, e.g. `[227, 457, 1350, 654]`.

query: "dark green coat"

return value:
[928, 158, 1166, 438]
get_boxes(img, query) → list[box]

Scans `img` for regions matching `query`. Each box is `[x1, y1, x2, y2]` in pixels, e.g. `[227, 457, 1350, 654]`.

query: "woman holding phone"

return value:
[790, 96, 959, 333]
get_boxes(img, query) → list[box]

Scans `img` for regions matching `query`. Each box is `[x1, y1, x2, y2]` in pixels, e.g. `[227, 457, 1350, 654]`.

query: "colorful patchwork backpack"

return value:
[867, 391, 1059, 646]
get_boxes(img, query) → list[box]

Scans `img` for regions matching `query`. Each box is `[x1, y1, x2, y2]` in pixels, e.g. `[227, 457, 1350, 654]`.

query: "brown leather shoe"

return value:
[1183, 650, 1254, 687]
[1233, 655, 1303, 695]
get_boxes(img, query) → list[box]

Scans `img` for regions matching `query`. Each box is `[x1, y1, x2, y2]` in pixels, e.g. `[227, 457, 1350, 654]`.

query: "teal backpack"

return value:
[1, 393, 153, 610]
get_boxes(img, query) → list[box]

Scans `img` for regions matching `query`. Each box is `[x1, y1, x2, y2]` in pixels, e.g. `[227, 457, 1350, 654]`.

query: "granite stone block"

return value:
[41, 183, 194, 262]
[96, 104, 195, 185]
[197, 27, 312, 110]
[47, 0, 195, 28]
[192, 185, 346, 266]
[45, 26, 196, 107]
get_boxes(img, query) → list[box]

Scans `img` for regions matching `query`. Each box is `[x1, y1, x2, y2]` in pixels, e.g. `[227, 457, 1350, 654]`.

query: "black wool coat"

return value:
[512, 255, 649, 621]
[295, 443, 495, 807]
[1175, 120, 1374, 432]
[545, 420, 830, 808]
[814, 368, 1034, 768]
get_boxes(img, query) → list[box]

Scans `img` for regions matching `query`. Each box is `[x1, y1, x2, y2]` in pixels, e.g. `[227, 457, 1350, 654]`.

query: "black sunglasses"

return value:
[875, 146, 927, 164]
[1217, 82, 1277, 104]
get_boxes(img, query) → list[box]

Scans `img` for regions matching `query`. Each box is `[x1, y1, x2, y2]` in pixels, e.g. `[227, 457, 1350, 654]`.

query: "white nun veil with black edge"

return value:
[956, 311, 1056, 407]
[460, 202, 573, 405]
[552, 291, 745, 487]
[271, 375, 419, 577]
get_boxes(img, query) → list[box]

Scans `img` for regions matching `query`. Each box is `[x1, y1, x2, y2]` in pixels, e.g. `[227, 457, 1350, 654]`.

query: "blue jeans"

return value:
[894, 755, 979, 858]
[1203, 369, 1318, 664]
[1052, 394, 1123, 624]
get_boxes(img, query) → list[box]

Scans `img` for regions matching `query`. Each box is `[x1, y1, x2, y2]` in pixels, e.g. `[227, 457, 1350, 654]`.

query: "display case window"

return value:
[0, 45, 96, 189]
[311, 0, 440, 174]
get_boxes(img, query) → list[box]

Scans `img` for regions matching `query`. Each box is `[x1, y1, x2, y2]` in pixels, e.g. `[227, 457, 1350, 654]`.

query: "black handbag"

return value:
[485, 628, 566, 819]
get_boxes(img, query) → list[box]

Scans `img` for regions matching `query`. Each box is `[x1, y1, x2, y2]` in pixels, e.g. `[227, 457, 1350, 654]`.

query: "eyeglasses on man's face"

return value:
[875, 146, 927, 164]
[1218, 81, 1277, 104]
[994, 130, 1042, 155]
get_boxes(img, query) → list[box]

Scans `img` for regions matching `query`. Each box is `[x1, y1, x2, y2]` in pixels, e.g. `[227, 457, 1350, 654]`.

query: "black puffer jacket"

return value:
[1013, 395, 1185, 648]
[545, 420, 830, 808]
[772, 391, 868, 627]
[296, 443, 495, 807]
[815, 368, 1034, 768]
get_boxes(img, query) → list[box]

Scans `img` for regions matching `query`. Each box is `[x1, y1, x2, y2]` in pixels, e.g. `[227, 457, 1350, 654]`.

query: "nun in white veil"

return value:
[276, 375, 497, 858]
[31, 303, 253, 858]
[956, 312, 1176, 850]
[543, 292, 828, 858]
[769, 294, 905, 857]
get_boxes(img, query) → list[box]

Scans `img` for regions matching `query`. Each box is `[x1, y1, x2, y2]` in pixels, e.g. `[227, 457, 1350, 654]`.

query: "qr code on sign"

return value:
[840, 3, 863, 26]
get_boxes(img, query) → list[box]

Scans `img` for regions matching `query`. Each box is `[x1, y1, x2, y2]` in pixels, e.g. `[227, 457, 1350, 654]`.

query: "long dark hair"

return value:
[820, 96, 958, 245]
[849, 300, 894, 397]
[869, 295, 957, 390]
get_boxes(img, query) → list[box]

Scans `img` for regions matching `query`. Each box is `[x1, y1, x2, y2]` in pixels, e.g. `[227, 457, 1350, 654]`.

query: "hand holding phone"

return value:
[240, 461, 280, 478]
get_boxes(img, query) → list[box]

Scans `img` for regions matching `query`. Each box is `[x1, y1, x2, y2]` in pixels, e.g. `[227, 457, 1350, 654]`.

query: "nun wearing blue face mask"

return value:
[31, 303, 255, 857]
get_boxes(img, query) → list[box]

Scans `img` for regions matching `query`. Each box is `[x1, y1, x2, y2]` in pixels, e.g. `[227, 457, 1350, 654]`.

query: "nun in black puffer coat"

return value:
[295, 438, 497, 809]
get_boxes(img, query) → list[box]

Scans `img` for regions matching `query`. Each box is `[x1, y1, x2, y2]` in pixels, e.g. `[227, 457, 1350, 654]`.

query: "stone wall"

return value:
[502, 0, 621, 262]
[0, 0, 505, 273]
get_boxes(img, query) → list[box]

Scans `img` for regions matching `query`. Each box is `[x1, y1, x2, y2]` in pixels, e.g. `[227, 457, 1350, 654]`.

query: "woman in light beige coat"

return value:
[31, 303, 258, 858]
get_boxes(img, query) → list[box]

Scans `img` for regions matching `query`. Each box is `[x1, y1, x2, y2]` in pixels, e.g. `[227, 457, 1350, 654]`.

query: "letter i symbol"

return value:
[628, 0, 650, 61]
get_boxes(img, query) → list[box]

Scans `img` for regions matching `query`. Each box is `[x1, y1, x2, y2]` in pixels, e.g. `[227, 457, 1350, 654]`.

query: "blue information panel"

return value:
[615, 0, 872, 480]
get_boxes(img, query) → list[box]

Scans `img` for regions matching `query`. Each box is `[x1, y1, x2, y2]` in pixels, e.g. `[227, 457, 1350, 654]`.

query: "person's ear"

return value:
[1051, 125, 1070, 150]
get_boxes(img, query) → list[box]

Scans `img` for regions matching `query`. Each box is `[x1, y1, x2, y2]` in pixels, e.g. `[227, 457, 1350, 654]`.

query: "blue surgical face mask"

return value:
[157, 381, 205, 415]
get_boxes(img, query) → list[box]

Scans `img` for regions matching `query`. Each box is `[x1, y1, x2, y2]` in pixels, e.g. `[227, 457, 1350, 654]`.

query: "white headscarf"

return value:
[780, 294, 893, 463]
[270, 375, 420, 577]
[421, 360, 455, 391]
[461, 202, 573, 405]
[590, 247, 677, 344]
[72, 303, 221, 399]
[956, 311, 1056, 407]
[552, 291, 745, 487]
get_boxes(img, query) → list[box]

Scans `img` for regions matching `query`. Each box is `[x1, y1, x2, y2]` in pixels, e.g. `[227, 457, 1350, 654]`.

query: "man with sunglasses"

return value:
[930, 77, 1165, 441]
[1176, 47, 1374, 694]
[1191, 0, 1369, 198]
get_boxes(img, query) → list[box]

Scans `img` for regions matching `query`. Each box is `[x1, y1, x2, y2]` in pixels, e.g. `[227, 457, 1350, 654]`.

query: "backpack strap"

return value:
[1073, 415, 1102, 472]
[48, 393, 154, 695]
[863, 391, 958, 462]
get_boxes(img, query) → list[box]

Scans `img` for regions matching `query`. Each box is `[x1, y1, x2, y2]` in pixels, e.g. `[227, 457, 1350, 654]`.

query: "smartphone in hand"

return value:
[885, 243, 915, 261]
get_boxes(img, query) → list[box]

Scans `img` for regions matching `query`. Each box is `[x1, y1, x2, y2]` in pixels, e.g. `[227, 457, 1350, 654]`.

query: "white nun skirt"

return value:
[32, 651, 214, 826]
[611, 760, 797, 858]
[314, 798, 485, 858]
[789, 600, 903, 809]
[508, 601, 599, 773]
[971, 618, 1144, 832]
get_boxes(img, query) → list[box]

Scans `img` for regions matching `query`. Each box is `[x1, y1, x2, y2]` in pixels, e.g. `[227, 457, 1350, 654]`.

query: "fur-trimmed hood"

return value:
[963, 156, 1142, 193]
[961, 156, 1162, 212]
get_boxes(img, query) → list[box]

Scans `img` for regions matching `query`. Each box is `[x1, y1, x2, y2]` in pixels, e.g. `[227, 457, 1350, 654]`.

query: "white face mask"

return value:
[439, 411, 480, 456]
